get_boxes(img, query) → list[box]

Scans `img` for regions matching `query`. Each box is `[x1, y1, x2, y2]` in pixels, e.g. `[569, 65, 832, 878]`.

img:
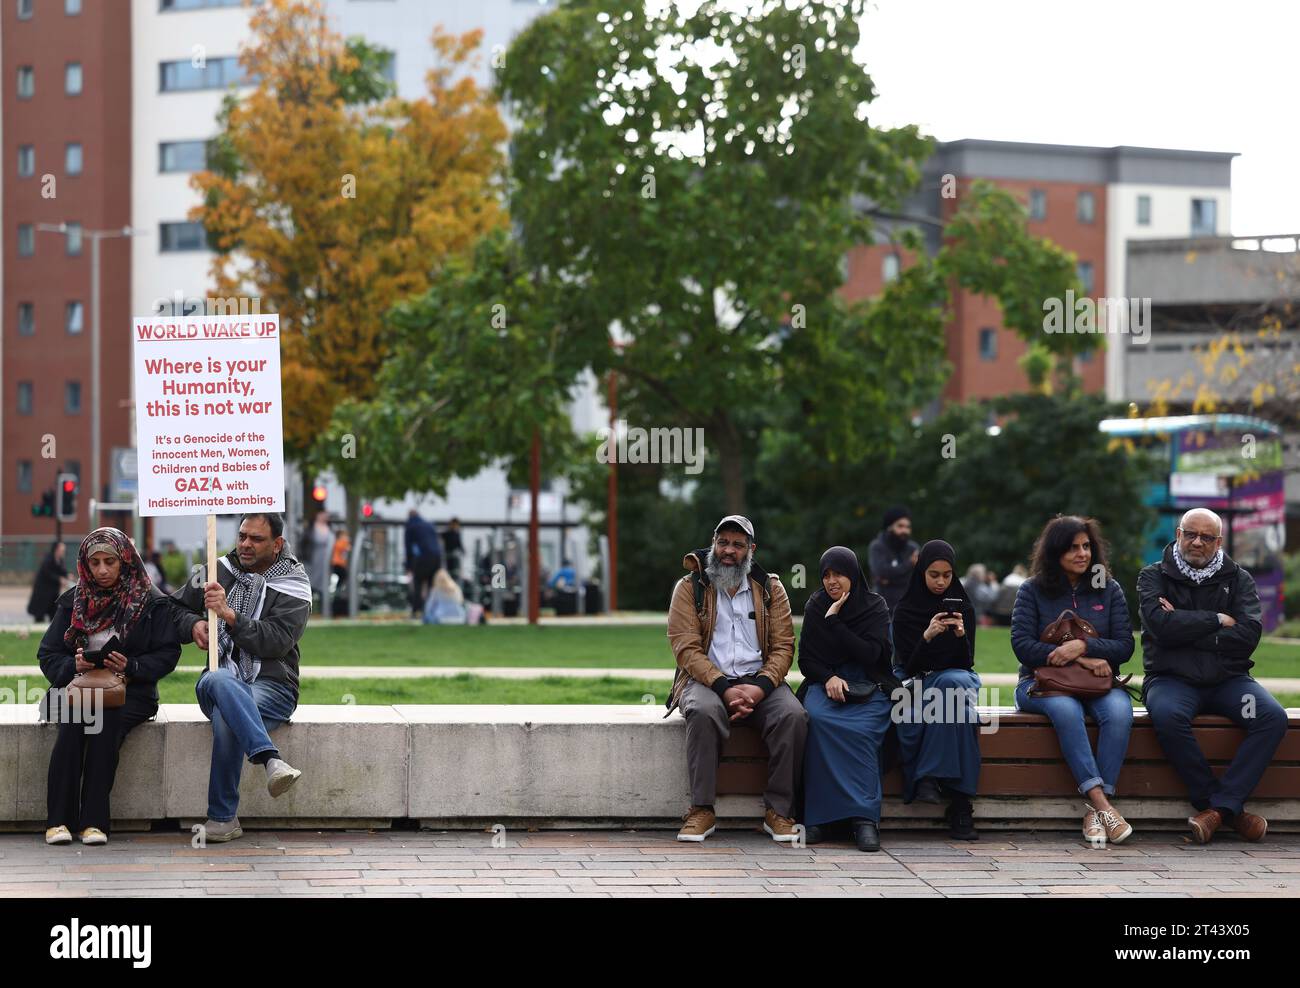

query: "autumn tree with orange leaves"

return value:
[191, 0, 507, 536]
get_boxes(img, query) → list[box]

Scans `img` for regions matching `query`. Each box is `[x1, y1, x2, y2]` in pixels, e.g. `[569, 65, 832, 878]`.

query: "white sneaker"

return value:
[266, 757, 302, 798]
[45, 825, 72, 845]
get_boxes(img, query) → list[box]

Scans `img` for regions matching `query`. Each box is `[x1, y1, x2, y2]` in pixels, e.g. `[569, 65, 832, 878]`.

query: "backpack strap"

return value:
[691, 571, 706, 621]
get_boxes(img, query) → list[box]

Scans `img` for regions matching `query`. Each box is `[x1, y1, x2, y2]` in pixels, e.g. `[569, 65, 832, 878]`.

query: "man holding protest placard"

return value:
[172, 513, 312, 842]
[134, 313, 300, 842]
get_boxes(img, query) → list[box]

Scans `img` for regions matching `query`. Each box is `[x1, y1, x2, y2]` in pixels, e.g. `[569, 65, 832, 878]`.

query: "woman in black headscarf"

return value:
[891, 539, 982, 840]
[797, 546, 899, 852]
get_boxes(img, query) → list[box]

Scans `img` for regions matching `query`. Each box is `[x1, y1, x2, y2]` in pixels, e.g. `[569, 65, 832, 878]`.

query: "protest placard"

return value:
[133, 314, 285, 669]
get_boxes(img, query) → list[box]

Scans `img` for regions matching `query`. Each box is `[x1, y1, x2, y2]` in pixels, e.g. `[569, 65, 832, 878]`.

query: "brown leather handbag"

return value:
[1030, 609, 1132, 699]
[67, 668, 126, 709]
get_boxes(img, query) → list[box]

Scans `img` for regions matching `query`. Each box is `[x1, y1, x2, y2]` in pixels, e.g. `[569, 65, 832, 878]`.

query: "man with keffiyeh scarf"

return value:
[1137, 507, 1288, 845]
[172, 512, 312, 843]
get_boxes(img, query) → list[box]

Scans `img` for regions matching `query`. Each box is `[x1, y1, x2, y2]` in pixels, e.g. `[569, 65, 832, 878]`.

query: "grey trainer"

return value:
[203, 817, 243, 843]
[266, 757, 302, 798]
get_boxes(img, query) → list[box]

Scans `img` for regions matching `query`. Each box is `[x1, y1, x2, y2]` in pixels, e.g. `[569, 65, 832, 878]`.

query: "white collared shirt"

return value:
[708, 580, 762, 679]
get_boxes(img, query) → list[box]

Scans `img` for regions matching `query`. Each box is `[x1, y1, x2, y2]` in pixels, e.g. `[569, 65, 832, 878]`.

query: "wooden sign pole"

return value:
[207, 514, 218, 672]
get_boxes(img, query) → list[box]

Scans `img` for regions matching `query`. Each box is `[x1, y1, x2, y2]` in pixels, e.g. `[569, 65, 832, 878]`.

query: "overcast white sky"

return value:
[854, 0, 1297, 236]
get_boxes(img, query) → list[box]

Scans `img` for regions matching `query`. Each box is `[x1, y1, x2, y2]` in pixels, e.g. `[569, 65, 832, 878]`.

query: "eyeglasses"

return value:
[1180, 531, 1220, 545]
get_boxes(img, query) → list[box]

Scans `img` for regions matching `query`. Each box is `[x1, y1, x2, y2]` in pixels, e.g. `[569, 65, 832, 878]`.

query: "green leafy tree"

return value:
[497, 0, 1087, 514]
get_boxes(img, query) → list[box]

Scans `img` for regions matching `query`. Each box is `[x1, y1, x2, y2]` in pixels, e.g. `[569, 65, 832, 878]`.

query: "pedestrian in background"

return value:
[868, 506, 919, 614]
[27, 542, 69, 623]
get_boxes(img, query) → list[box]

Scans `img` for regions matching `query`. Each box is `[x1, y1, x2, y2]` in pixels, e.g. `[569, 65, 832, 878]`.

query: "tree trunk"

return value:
[712, 414, 747, 515]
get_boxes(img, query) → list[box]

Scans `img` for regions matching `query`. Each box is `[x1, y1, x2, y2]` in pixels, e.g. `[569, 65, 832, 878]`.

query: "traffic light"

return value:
[362, 502, 374, 519]
[310, 483, 327, 513]
[56, 474, 78, 522]
[31, 489, 54, 517]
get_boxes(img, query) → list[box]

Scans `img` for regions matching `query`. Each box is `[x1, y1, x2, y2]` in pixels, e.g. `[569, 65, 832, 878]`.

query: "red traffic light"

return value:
[62, 479, 76, 493]
[362, 502, 374, 518]
[311, 485, 327, 502]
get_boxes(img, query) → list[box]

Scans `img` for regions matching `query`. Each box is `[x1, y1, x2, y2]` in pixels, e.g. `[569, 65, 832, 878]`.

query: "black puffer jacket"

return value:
[1136, 543, 1262, 688]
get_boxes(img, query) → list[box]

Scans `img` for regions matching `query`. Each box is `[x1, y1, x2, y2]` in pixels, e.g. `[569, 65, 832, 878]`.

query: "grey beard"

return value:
[706, 547, 752, 595]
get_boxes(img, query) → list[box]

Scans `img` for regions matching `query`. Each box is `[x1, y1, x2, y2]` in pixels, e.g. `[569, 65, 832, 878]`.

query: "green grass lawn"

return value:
[5, 624, 1300, 677]
[0, 673, 671, 706]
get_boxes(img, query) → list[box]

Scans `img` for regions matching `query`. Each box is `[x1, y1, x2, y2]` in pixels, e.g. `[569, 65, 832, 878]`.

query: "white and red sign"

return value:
[133, 314, 285, 517]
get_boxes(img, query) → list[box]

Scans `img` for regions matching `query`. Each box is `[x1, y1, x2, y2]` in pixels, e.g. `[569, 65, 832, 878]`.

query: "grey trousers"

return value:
[679, 677, 809, 818]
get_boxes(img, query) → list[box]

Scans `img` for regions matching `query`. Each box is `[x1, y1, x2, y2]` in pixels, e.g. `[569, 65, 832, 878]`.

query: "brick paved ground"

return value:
[2, 828, 1299, 897]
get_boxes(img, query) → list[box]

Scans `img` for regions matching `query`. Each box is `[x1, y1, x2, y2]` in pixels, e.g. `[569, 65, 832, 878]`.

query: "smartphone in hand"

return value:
[942, 599, 964, 618]
[81, 635, 122, 668]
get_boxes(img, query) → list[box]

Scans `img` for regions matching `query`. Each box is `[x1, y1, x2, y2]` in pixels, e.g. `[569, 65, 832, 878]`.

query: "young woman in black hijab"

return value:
[797, 546, 898, 852]
[891, 539, 982, 840]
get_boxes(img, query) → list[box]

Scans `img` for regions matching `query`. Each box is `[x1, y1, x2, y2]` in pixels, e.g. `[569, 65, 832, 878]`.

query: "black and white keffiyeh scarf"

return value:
[216, 544, 312, 683]
[1172, 542, 1226, 585]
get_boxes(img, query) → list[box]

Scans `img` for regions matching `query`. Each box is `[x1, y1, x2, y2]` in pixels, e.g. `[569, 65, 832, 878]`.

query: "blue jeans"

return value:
[196, 668, 297, 821]
[1015, 679, 1133, 795]
[1143, 675, 1288, 816]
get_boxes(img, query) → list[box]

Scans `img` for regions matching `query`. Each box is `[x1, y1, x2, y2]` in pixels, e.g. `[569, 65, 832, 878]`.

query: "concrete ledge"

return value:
[1, 704, 1297, 832]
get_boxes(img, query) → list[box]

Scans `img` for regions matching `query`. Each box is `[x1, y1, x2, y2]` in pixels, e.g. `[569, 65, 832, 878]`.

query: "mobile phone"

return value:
[81, 635, 122, 667]
[942, 599, 963, 616]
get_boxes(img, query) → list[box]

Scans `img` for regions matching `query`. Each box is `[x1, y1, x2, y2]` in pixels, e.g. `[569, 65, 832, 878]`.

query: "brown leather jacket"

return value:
[665, 547, 795, 713]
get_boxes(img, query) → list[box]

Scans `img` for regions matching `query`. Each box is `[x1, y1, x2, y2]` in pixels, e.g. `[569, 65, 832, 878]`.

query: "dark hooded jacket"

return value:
[1137, 542, 1261, 688]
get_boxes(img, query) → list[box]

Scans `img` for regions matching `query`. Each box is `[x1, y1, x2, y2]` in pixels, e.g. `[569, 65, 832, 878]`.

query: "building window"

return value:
[65, 381, 82, 415]
[17, 381, 34, 415]
[66, 143, 83, 175]
[1191, 198, 1217, 237]
[159, 140, 210, 173]
[18, 224, 35, 257]
[65, 223, 83, 256]
[159, 57, 246, 92]
[978, 328, 997, 361]
[66, 301, 84, 335]
[1077, 261, 1094, 294]
[379, 50, 396, 83]
[882, 252, 900, 284]
[17, 460, 34, 494]
[1029, 189, 1046, 221]
[66, 0, 83, 12]
[17, 66, 34, 99]
[160, 221, 208, 252]
[1136, 194, 1151, 226]
[17, 0, 32, 19]
[17, 145, 35, 178]
[1077, 191, 1095, 223]
[18, 302, 35, 336]
[65, 62, 83, 95]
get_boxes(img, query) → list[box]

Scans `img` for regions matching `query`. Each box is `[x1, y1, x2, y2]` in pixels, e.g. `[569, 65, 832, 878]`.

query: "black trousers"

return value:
[410, 562, 437, 613]
[46, 691, 157, 834]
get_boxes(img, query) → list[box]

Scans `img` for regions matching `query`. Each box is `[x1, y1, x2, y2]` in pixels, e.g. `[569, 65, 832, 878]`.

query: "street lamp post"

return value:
[36, 224, 140, 522]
